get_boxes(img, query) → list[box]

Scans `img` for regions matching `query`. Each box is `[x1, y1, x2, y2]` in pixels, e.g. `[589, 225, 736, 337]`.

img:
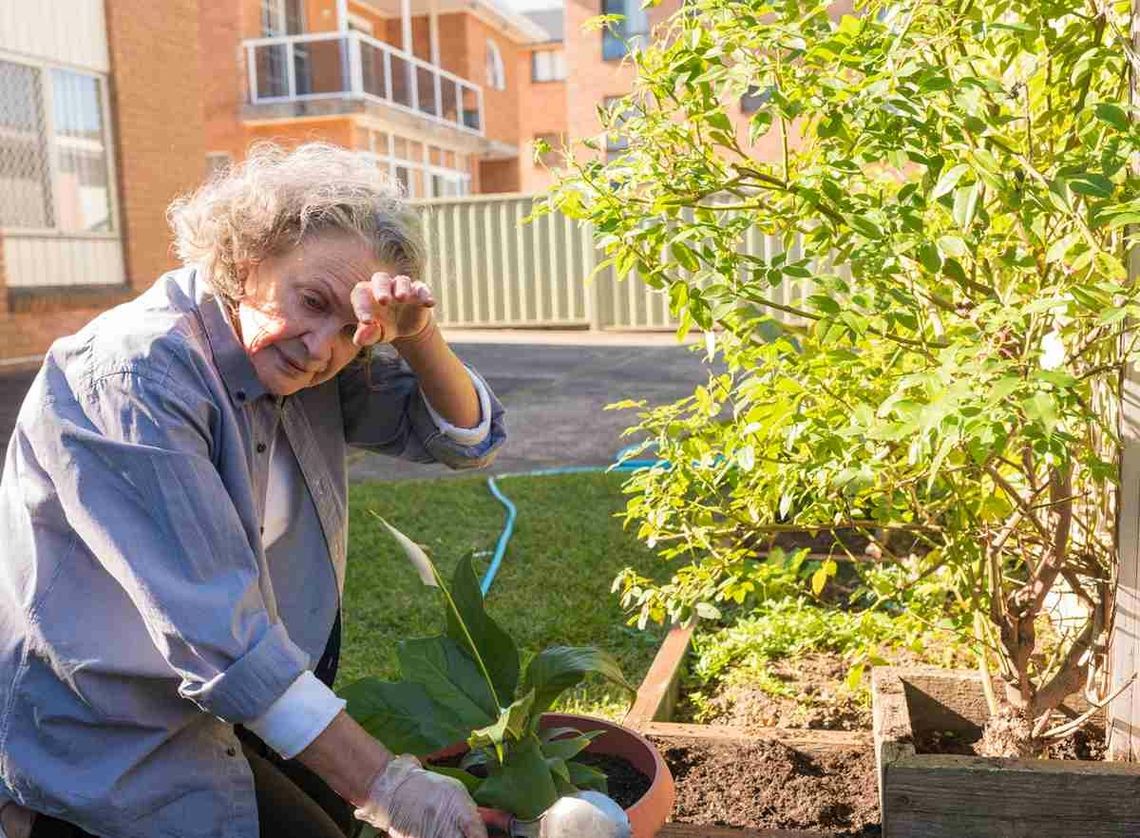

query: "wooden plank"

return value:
[624, 625, 693, 730]
[1108, 0, 1140, 761]
[1109, 0, 1140, 762]
[655, 824, 829, 838]
[884, 752, 1140, 837]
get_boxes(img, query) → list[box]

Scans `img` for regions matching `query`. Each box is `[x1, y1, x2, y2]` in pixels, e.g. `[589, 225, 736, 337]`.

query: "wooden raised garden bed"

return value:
[626, 625, 878, 837]
[872, 666, 1140, 838]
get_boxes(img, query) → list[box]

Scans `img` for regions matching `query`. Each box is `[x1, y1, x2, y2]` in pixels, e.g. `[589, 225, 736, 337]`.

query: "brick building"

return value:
[0, 0, 852, 361]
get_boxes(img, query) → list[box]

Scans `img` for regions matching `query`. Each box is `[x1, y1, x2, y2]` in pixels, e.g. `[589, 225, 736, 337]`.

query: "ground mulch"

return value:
[681, 652, 871, 731]
[651, 735, 880, 837]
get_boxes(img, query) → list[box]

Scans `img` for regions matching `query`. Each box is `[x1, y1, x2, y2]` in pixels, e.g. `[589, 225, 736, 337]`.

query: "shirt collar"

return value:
[194, 270, 269, 407]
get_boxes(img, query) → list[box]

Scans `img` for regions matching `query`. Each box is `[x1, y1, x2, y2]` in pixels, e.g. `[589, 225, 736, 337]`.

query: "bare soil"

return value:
[680, 651, 871, 731]
[651, 735, 880, 836]
[917, 724, 1107, 761]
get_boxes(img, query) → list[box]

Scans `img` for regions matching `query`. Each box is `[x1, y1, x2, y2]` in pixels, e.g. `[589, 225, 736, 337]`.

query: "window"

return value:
[485, 39, 506, 91]
[259, 0, 307, 97]
[0, 61, 114, 233]
[359, 133, 470, 201]
[261, 0, 303, 36]
[740, 84, 773, 114]
[602, 0, 649, 61]
[533, 133, 562, 167]
[531, 49, 566, 82]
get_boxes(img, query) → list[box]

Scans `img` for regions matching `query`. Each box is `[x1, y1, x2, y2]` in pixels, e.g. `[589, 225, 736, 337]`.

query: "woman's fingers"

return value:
[411, 280, 436, 307]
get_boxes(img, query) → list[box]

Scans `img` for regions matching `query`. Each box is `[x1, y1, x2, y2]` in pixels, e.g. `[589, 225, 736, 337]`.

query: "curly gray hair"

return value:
[168, 142, 427, 311]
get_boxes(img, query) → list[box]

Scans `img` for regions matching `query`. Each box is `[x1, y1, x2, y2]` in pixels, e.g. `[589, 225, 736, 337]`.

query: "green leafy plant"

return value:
[339, 515, 636, 821]
[543, 0, 1140, 754]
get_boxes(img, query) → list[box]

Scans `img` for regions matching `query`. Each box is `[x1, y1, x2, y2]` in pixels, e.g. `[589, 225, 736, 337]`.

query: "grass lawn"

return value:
[335, 470, 666, 719]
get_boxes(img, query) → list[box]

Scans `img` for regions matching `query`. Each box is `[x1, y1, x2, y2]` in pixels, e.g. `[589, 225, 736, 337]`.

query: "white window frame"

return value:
[0, 50, 121, 239]
[357, 134, 471, 200]
[485, 39, 506, 91]
[531, 49, 566, 83]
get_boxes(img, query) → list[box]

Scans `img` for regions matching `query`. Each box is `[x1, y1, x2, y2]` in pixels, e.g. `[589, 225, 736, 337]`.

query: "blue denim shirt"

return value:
[0, 267, 505, 837]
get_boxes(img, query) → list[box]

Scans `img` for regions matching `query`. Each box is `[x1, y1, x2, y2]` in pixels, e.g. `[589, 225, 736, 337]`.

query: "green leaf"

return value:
[952, 181, 980, 229]
[398, 637, 499, 727]
[931, 163, 968, 200]
[848, 214, 884, 239]
[521, 646, 635, 714]
[937, 235, 968, 258]
[671, 242, 700, 272]
[374, 516, 516, 711]
[807, 294, 841, 316]
[469, 690, 536, 757]
[917, 242, 942, 273]
[1068, 173, 1114, 198]
[446, 554, 521, 705]
[339, 678, 468, 755]
[475, 733, 559, 821]
[427, 765, 481, 793]
[540, 729, 603, 761]
[567, 759, 609, 794]
[1095, 102, 1129, 131]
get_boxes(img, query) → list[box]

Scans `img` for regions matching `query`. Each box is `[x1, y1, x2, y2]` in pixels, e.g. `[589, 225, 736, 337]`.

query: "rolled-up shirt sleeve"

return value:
[48, 368, 309, 723]
[339, 348, 506, 470]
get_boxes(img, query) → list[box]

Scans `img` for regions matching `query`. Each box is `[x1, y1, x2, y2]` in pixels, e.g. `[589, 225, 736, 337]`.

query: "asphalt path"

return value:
[0, 342, 717, 482]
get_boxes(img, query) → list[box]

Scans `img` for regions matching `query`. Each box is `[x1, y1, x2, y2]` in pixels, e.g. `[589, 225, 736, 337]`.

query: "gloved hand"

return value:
[354, 755, 487, 838]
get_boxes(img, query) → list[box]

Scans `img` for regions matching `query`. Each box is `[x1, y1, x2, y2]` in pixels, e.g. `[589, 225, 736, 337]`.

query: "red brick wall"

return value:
[104, 0, 207, 291]
[518, 44, 568, 194]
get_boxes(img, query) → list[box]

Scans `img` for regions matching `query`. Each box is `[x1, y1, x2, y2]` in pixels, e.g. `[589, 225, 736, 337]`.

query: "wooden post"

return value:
[1108, 0, 1140, 762]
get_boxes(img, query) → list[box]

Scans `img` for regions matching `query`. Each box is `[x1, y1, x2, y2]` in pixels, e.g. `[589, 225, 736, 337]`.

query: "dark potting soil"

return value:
[575, 752, 652, 809]
[650, 734, 880, 837]
[916, 724, 1108, 761]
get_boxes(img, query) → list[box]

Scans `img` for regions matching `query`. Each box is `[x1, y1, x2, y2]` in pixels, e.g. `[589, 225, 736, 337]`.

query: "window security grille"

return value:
[0, 60, 53, 228]
[0, 60, 113, 233]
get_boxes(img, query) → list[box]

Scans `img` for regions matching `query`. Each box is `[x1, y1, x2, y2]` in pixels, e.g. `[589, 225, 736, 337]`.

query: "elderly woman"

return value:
[0, 143, 503, 838]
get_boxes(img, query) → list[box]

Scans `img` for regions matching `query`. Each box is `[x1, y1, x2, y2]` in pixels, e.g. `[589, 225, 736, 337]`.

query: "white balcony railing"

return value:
[243, 31, 484, 136]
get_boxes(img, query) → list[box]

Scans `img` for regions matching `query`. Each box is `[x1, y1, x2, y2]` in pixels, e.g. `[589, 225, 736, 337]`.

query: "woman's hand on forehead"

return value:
[350, 272, 436, 347]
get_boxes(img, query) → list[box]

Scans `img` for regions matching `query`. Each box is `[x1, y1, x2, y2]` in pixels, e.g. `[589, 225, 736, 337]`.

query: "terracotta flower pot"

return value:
[427, 712, 675, 838]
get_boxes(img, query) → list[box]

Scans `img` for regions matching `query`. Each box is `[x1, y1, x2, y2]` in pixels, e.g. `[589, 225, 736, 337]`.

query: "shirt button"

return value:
[225, 746, 237, 757]
[235, 389, 247, 402]
[256, 442, 267, 453]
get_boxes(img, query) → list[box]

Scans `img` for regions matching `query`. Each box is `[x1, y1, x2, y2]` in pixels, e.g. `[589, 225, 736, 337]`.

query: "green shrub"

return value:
[545, 0, 1139, 750]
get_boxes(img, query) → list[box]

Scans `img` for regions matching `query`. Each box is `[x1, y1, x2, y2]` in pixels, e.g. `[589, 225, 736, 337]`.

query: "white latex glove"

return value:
[354, 755, 487, 838]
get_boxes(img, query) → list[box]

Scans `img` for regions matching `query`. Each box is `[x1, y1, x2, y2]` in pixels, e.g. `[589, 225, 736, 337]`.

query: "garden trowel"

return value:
[481, 791, 632, 838]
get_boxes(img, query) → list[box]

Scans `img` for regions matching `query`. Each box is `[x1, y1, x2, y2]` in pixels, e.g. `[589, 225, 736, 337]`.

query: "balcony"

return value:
[243, 31, 484, 135]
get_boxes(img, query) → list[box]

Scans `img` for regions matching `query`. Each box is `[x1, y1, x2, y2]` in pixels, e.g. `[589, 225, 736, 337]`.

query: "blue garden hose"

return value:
[478, 445, 666, 595]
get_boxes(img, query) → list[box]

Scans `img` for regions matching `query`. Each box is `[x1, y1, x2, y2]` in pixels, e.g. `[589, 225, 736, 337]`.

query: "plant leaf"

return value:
[446, 554, 521, 704]
[540, 729, 603, 761]
[398, 636, 499, 725]
[567, 759, 609, 794]
[372, 512, 438, 587]
[521, 646, 636, 714]
[475, 733, 559, 821]
[468, 689, 536, 757]
[427, 765, 481, 793]
[931, 163, 968, 199]
[339, 678, 468, 756]
[373, 516, 511, 710]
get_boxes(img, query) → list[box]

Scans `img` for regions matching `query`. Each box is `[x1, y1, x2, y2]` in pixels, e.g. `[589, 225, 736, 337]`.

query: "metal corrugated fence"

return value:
[412, 193, 815, 331]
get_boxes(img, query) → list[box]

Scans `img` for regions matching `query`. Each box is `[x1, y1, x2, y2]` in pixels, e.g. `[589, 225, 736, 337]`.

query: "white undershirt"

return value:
[245, 371, 493, 758]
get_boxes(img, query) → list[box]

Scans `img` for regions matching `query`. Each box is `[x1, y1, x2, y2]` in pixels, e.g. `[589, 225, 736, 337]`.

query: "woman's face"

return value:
[237, 233, 383, 396]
